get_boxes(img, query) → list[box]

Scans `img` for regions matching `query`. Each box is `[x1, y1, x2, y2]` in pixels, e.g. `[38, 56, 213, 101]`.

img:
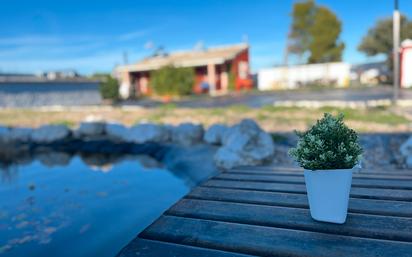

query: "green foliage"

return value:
[289, 113, 362, 170]
[308, 6, 344, 63]
[358, 16, 412, 69]
[228, 69, 236, 91]
[51, 120, 75, 127]
[150, 66, 195, 96]
[288, 0, 344, 64]
[288, 0, 316, 58]
[99, 75, 119, 100]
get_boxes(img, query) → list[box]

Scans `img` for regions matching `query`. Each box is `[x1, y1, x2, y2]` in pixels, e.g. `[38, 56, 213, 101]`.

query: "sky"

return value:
[1, 0, 411, 75]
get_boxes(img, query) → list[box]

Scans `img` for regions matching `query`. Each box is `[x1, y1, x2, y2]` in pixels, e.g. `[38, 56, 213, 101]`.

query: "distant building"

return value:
[401, 39, 412, 88]
[39, 69, 80, 80]
[114, 43, 253, 99]
[351, 62, 389, 85]
[0, 71, 101, 107]
[258, 62, 351, 90]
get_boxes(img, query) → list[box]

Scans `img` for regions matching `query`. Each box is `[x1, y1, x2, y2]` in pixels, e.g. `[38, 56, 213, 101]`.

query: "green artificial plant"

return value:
[289, 113, 362, 170]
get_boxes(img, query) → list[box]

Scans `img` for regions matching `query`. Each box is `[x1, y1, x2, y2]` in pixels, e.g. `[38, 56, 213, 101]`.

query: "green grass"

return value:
[50, 120, 75, 127]
[158, 103, 177, 111]
[261, 105, 302, 113]
[318, 106, 410, 125]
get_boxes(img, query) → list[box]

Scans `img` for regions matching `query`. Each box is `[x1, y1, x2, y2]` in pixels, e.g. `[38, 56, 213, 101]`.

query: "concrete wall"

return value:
[0, 82, 102, 107]
[258, 62, 351, 90]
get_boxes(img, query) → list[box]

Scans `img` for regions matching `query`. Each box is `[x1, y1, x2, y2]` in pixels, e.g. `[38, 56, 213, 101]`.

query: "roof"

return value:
[402, 39, 412, 48]
[116, 43, 248, 73]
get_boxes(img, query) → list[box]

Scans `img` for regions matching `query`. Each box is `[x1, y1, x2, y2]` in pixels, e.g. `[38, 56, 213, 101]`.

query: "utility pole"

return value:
[123, 51, 129, 65]
[393, 0, 400, 104]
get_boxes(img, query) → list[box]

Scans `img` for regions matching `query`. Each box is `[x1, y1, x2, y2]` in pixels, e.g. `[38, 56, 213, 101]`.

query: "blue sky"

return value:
[1, 0, 411, 74]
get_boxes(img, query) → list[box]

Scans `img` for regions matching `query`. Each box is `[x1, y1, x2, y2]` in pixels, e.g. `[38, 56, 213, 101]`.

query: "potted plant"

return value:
[289, 113, 362, 224]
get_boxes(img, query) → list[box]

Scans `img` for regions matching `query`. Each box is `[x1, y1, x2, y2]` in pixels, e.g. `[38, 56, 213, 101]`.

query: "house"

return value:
[401, 39, 412, 88]
[350, 62, 389, 85]
[114, 43, 253, 99]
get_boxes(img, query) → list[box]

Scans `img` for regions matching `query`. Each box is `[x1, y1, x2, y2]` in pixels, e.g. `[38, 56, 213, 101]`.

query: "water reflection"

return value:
[0, 151, 164, 183]
[0, 148, 216, 257]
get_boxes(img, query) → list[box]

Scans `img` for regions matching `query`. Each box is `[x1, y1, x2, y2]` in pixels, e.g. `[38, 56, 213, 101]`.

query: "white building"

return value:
[258, 62, 350, 90]
[401, 39, 412, 88]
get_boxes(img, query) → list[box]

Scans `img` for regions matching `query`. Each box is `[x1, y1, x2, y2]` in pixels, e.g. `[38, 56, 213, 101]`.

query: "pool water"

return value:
[0, 155, 199, 257]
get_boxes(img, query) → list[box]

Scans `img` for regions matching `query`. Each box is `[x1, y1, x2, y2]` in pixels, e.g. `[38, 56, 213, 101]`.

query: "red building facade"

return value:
[115, 43, 253, 98]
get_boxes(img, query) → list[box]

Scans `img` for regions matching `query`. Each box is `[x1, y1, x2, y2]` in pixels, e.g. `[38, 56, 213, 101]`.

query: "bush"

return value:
[150, 66, 195, 96]
[289, 113, 362, 170]
[228, 70, 236, 91]
[99, 75, 119, 100]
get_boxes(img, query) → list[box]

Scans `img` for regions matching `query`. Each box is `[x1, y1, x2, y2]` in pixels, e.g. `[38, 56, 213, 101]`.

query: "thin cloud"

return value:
[0, 51, 136, 74]
[0, 27, 157, 73]
[0, 35, 60, 46]
[118, 29, 149, 42]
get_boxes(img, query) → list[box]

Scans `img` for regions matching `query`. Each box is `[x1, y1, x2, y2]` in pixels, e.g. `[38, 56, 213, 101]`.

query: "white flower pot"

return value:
[304, 168, 353, 224]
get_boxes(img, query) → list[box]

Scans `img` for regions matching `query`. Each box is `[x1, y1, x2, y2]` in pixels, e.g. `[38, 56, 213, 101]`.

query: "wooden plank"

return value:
[216, 173, 412, 190]
[237, 165, 412, 173]
[117, 238, 255, 257]
[203, 179, 412, 201]
[167, 199, 412, 242]
[232, 167, 412, 177]
[188, 187, 412, 217]
[228, 169, 412, 180]
[140, 215, 412, 257]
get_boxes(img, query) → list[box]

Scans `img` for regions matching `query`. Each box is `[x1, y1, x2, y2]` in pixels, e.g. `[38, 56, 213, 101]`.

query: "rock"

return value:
[400, 136, 412, 168]
[136, 155, 163, 169]
[8, 127, 33, 142]
[75, 122, 105, 137]
[31, 125, 70, 143]
[203, 124, 228, 145]
[214, 147, 249, 169]
[214, 119, 274, 169]
[128, 123, 169, 143]
[400, 136, 412, 157]
[406, 156, 412, 168]
[105, 123, 129, 141]
[171, 123, 204, 146]
[36, 151, 72, 167]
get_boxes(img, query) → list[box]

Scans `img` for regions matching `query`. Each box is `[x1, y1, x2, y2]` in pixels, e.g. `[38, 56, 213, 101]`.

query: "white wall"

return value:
[401, 47, 412, 88]
[258, 62, 351, 90]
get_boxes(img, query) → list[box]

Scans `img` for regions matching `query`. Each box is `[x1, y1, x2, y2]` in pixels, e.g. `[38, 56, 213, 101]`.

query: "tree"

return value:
[358, 16, 412, 69]
[287, 0, 344, 64]
[288, 0, 316, 60]
[150, 66, 195, 96]
[308, 7, 344, 63]
[92, 73, 119, 100]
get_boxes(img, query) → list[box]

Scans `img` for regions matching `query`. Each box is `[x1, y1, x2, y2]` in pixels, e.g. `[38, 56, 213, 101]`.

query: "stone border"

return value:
[0, 119, 276, 170]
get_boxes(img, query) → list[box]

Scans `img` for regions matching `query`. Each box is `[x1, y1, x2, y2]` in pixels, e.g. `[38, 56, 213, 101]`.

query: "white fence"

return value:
[258, 62, 351, 90]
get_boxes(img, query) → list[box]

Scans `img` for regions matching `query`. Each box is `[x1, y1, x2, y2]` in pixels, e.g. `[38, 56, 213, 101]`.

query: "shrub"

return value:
[150, 66, 195, 96]
[289, 113, 362, 170]
[99, 75, 119, 100]
[228, 70, 236, 91]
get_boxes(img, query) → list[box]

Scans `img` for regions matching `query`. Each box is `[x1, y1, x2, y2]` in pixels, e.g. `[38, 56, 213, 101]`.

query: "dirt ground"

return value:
[0, 105, 411, 133]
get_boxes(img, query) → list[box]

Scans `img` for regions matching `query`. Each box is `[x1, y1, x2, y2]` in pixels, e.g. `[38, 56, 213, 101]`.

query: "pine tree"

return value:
[288, 0, 316, 61]
[287, 0, 344, 64]
[308, 6, 345, 63]
[358, 16, 412, 71]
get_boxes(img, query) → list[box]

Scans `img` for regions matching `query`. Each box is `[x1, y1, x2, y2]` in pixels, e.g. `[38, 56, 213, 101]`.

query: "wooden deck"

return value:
[117, 166, 412, 257]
